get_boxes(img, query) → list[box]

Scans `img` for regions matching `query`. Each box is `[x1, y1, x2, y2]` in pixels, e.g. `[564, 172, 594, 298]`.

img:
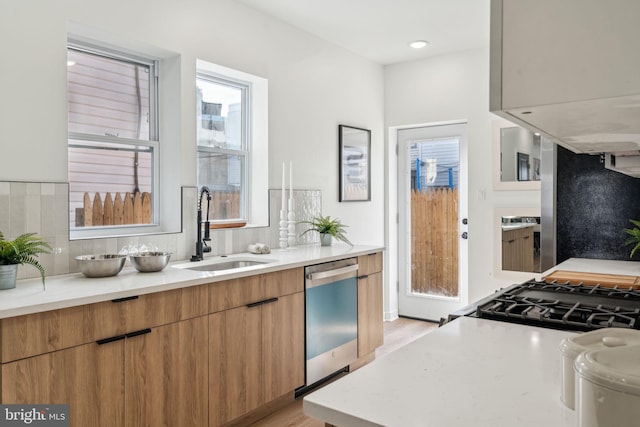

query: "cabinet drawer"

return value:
[358, 252, 383, 276]
[263, 267, 303, 300]
[209, 268, 304, 313]
[129, 285, 209, 331]
[209, 275, 263, 313]
[1, 298, 132, 363]
[1, 284, 209, 363]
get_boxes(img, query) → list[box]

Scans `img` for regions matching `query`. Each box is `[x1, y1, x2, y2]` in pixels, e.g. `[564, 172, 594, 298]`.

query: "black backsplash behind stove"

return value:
[556, 146, 640, 263]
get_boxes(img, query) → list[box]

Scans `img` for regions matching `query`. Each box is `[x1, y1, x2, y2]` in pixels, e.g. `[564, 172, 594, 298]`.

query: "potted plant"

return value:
[624, 219, 640, 258]
[300, 215, 352, 247]
[0, 231, 52, 290]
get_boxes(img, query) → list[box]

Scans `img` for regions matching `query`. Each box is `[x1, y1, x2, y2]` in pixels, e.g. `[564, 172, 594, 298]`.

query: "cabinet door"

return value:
[262, 292, 304, 401]
[124, 316, 208, 427]
[358, 272, 384, 357]
[502, 230, 516, 271]
[2, 340, 124, 426]
[358, 252, 383, 276]
[209, 305, 263, 427]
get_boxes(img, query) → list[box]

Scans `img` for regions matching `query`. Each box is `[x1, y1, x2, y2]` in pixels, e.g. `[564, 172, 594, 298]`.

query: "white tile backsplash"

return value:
[1, 181, 321, 280]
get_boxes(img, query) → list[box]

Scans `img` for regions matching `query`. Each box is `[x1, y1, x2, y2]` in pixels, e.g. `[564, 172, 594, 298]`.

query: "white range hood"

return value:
[490, 0, 640, 175]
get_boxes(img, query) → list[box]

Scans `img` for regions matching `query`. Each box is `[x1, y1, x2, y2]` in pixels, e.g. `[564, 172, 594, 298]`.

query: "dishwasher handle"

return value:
[306, 264, 358, 288]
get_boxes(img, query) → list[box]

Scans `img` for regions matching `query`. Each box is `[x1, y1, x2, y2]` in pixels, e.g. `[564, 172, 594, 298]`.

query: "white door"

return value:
[397, 122, 469, 321]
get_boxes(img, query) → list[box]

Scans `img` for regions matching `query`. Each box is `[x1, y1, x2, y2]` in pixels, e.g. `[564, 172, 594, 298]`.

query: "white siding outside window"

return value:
[67, 43, 159, 235]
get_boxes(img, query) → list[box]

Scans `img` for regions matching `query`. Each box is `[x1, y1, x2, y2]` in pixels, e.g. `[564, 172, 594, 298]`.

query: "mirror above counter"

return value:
[493, 118, 542, 191]
[501, 216, 541, 274]
[493, 207, 543, 282]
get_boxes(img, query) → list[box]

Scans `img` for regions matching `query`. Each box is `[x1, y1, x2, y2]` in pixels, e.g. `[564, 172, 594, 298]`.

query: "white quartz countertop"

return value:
[543, 257, 640, 277]
[303, 317, 577, 427]
[501, 223, 536, 230]
[0, 243, 383, 319]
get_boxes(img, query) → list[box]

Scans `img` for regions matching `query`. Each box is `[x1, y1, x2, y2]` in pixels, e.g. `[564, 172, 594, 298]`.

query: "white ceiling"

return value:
[234, 0, 491, 65]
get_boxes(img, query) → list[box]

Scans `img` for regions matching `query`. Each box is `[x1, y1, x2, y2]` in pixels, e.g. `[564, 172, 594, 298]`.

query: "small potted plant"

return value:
[300, 215, 352, 247]
[0, 231, 52, 290]
[624, 219, 640, 258]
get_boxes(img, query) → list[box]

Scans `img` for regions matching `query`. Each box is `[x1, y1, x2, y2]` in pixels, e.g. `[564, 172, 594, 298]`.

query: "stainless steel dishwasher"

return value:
[304, 258, 358, 387]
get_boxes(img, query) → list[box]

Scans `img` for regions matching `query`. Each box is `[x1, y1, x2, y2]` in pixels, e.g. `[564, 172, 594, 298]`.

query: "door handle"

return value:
[461, 232, 468, 239]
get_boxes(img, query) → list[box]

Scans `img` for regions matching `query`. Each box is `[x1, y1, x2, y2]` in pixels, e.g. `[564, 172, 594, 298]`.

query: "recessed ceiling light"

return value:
[409, 40, 429, 49]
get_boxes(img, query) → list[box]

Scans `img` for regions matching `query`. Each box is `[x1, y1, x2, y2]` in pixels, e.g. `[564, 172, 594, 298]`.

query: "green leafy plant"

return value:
[300, 215, 353, 246]
[624, 219, 640, 258]
[0, 231, 52, 285]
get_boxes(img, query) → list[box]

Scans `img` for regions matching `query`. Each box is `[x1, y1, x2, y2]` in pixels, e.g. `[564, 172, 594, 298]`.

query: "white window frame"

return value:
[196, 59, 269, 227]
[196, 72, 250, 222]
[67, 40, 162, 239]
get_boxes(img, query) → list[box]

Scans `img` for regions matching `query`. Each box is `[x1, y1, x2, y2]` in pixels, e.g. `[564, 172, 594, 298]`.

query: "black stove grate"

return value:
[474, 280, 640, 332]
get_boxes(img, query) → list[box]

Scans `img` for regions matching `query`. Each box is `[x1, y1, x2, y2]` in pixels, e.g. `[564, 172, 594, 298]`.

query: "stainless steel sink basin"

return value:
[173, 257, 276, 273]
[185, 260, 269, 272]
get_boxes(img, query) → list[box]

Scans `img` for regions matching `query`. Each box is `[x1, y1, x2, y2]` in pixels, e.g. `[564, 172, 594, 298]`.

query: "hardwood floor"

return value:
[249, 317, 438, 427]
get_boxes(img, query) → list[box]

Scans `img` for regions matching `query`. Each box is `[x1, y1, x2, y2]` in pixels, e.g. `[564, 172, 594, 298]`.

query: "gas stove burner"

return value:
[472, 280, 640, 332]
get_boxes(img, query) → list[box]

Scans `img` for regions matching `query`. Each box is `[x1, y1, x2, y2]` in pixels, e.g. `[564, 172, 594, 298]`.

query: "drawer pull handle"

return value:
[246, 297, 280, 308]
[246, 301, 263, 308]
[126, 328, 152, 338]
[96, 334, 126, 345]
[368, 253, 377, 256]
[358, 275, 369, 279]
[111, 295, 139, 303]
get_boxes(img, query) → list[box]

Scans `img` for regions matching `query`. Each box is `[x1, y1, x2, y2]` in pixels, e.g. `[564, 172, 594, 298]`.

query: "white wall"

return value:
[0, 0, 384, 246]
[384, 47, 540, 316]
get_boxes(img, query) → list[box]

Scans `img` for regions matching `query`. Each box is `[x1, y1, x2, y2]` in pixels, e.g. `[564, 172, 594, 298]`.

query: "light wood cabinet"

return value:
[0, 259, 378, 426]
[210, 303, 263, 426]
[2, 340, 124, 426]
[209, 268, 304, 427]
[125, 316, 209, 427]
[0, 284, 209, 363]
[262, 292, 305, 401]
[502, 226, 534, 272]
[0, 284, 209, 426]
[357, 252, 384, 357]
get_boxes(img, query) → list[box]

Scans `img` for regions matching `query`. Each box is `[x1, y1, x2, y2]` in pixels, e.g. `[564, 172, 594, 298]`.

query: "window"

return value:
[67, 42, 159, 235]
[196, 73, 249, 223]
[195, 60, 268, 227]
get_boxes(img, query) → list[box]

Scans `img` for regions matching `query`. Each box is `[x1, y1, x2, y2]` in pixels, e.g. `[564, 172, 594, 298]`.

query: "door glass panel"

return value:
[410, 138, 459, 298]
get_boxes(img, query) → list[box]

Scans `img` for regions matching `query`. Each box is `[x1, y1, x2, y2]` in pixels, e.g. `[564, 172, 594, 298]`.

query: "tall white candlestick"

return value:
[287, 162, 295, 246]
[281, 162, 286, 213]
[289, 161, 293, 201]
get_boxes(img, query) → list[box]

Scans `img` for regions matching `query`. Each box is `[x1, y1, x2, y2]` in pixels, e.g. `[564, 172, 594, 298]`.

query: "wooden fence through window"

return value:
[209, 190, 241, 221]
[411, 188, 459, 297]
[75, 190, 242, 227]
[76, 192, 152, 227]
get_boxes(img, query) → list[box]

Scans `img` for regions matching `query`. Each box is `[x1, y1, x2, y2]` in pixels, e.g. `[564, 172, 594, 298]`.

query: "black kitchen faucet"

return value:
[191, 186, 212, 261]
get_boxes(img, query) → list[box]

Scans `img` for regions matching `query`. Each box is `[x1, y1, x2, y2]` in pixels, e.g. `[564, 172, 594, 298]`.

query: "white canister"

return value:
[559, 328, 640, 409]
[575, 344, 640, 427]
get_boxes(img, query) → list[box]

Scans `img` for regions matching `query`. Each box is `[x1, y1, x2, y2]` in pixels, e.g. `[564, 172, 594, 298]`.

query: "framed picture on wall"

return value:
[339, 125, 371, 202]
[517, 152, 530, 181]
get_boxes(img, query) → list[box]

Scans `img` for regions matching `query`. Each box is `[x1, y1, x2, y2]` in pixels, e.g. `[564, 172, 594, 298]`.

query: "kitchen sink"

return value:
[173, 257, 276, 272]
